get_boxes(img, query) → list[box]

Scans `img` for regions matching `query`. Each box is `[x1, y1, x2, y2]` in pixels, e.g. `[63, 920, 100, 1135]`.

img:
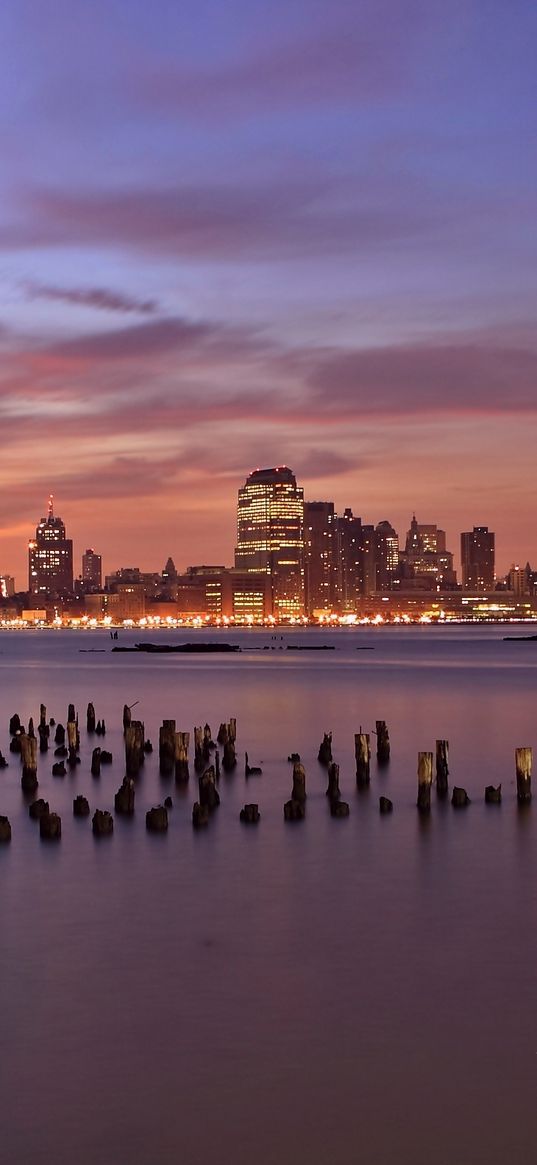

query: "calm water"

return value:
[1, 626, 537, 1165]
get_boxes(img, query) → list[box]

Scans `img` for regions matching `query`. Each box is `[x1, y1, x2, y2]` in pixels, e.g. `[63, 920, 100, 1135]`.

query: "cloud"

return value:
[307, 337, 537, 416]
[23, 281, 159, 316]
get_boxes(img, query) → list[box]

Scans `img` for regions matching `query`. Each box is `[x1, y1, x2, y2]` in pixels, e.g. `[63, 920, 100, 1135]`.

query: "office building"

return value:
[304, 501, 335, 615]
[461, 527, 495, 591]
[235, 467, 304, 618]
[28, 496, 73, 600]
[82, 548, 102, 590]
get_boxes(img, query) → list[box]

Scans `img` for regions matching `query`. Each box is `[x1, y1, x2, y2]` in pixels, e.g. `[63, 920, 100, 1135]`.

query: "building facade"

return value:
[28, 497, 73, 600]
[304, 501, 335, 615]
[82, 548, 102, 590]
[235, 467, 304, 618]
[461, 527, 495, 590]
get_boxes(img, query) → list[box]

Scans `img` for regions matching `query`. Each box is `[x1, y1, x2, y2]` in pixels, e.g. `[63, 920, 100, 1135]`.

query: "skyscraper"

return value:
[461, 527, 495, 590]
[304, 501, 335, 615]
[333, 508, 362, 610]
[28, 496, 73, 599]
[82, 548, 102, 590]
[235, 467, 304, 618]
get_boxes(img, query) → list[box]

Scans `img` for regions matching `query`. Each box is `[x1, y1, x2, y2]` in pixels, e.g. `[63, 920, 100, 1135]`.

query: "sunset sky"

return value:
[1, 0, 536, 585]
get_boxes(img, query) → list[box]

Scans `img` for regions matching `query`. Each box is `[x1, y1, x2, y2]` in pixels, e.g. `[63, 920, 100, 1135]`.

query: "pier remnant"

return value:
[192, 802, 209, 828]
[326, 761, 340, 801]
[52, 761, 66, 777]
[114, 777, 135, 815]
[199, 766, 220, 810]
[73, 795, 90, 817]
[245, 752, 262, 777]
[125, 721, 145, 778]
[240, 803, 260, 824]
[123, 704, 132, 734]
[318, 732, 332, 766]
[38, 705, 49, 752]
[87, 703, 96, 733]
[379, 796, 393, 814]
[159, 720, 176, 777]
[436, 740, 449, 796]
[20, 734, 38, 792]
[284, 798, 306, 821]
[452, 786, 470, 807]
[91, 748, 101, 778]
[146, 805, 168, 832]
[485, 784, 502, 804]
[515, 747, 532, 804]
[174, 732, 190, 783]
[92, 810, 113, 836]
[9, 714, 21, 737]
[292, 761, 306, 803]
[355, 733, 371, 785]
[29, 798, 49, 821]
[417, 752, 433, 812]
[0, 816, 12, 842]
[40, 812, 61, 840]
[376, 721, 390, 765]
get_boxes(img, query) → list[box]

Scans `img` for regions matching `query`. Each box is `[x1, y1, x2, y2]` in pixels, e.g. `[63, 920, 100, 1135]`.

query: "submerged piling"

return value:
[355, 733, 371, 785]
[515, 747, 532, 804]
[417, 752, 433, 812]
[376, 721, 390, 765]
[436, 740, 449, 796]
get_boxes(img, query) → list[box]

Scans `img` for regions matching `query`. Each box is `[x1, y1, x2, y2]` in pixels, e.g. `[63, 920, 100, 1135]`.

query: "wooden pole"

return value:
[354, 733, 370, 785]
[417, 751, 433, 812]
[515, 747, 532, 804]
[435, 740, 449, 796]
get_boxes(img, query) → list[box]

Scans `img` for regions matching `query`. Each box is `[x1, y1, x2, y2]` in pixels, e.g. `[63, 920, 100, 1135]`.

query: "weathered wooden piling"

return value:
[284, 798, 306, 821]
[292, 761, 306, 803]
[318, 732, 333, 766]
[115, 777, 135, 815]
[40, 812, 61, 840]
[68, 704, 76, 724]
[54, 723, 65, 745]
[354, 733, 371, 785]
[92, 809, 113, 836]
[194, 726, 205, 773]
[452, 786, 470, 807]
[376, 721, 390, 765]
[73, 795, 90, 817]
[515, 747, 532, 804]
[159, 720, 176, 777]
[203, 723, 213, 753]
[219, 721, 237, 771]
[52, 761, 66, 777]
[417, 752, 433, 812]
[326, 761, 340, 801]
[217, 722, 227, 745]
[485, 784, 502, 804]
[198, 765, 220, 810]
[125, 721, 145, 778]
[100, 749, 113, 764]
[91, 747, 101, 778]
[240, 803, 260, 824]
[9, 713, 21, 736]
[28, 717, 35, 738]
[436, 740, 449, 796]
[0, 815, 12, 842]
[20, 734, 38, 792]
[29, 798, 49, 820]
[164, 796, 173, 809]
[192, 802, 209, 828]
[38, 705, 49, 753]
[9, 734, 22, 755]
[245, 752, 262, 777]
[379, 796, 393, 814]
[87, 703, 96, 733]
[146, 805, 168, 832]
[123, 704, 132, 734]
[67, 720, 79, 768]
[215, 749, 220, 779]
[330, 799, 350, 817]
[288, 752, 301, 763]
[174, 731, 190, 783]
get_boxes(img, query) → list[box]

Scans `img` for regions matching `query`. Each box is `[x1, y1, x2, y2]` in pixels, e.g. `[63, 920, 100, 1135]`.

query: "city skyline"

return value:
[1, 2, 536, 586]
[2, 476, 535, 594]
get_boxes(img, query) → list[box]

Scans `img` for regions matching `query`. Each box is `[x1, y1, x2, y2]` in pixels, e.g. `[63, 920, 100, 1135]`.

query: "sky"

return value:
[1, 0, 536, 585]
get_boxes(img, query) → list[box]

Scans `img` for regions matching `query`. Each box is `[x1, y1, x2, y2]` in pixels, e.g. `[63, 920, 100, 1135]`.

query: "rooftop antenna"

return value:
[48, 493, 54, 519]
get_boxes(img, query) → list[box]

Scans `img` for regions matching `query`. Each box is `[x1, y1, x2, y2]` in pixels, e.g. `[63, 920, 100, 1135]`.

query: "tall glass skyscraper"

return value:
[235, 467, 305, 618]
[28, 496, 73, 599]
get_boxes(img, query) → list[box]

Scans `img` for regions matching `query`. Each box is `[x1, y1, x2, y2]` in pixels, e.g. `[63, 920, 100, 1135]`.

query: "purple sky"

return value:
[1, 0, 536, 584]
